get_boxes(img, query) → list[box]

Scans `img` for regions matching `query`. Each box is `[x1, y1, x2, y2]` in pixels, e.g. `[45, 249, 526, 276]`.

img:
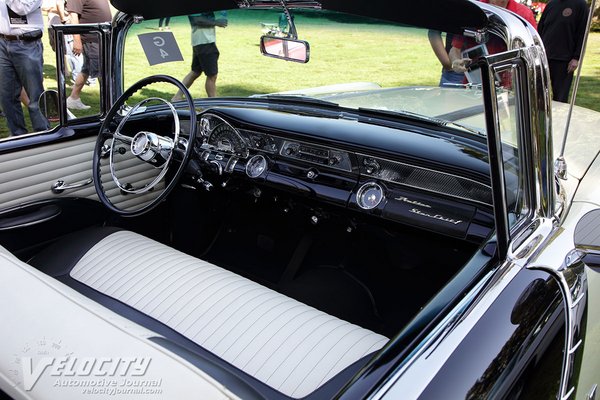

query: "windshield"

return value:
[123, 9, 514, 135]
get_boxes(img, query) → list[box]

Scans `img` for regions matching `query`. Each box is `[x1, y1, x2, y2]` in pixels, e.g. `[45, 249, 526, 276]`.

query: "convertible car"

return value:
[2, 0, 600, 399]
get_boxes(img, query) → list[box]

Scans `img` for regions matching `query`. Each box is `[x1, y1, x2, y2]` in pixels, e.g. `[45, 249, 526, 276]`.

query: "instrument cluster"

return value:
[200, 114, 249, 158]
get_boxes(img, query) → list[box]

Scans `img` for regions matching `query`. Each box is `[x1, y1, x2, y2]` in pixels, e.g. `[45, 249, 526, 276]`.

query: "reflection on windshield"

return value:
[119, 9, 515, 137]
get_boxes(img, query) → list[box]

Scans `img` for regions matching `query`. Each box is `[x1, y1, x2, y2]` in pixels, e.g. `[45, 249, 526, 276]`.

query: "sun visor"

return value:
[110, 0, 488, 33]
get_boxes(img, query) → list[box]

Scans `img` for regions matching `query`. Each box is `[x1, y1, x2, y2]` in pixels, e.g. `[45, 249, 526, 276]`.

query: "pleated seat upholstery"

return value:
[69, 231, 388, 398]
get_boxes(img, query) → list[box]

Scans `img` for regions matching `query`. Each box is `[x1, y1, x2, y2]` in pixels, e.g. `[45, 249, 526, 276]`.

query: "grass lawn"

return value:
[1, 10, 600, 138]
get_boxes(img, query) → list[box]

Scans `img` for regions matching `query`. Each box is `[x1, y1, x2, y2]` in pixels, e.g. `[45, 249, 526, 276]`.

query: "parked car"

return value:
[2, 0, 600, 399]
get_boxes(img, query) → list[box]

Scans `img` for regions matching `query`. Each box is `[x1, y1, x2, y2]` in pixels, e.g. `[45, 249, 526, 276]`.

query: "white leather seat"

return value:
[69, 231, 388, 398]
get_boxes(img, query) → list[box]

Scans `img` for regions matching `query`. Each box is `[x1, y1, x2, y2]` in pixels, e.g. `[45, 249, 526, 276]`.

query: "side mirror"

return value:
[38, 90, 60, 123]
[260, 36, 310, 63]
[574, 209, 600, 268]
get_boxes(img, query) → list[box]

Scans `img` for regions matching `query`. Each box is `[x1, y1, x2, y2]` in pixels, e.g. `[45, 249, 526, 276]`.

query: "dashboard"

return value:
[192, 108, 494, 242]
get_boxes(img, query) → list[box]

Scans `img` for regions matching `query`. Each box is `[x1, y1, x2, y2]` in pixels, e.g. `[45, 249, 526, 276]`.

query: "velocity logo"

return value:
[21, 356, 151, 390]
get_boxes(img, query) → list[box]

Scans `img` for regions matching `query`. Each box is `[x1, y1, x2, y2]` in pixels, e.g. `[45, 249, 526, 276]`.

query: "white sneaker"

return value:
[67, 97, 91, 110]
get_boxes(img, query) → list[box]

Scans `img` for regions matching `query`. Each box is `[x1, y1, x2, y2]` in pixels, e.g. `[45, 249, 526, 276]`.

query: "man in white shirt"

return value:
[0, 0, 49, 135]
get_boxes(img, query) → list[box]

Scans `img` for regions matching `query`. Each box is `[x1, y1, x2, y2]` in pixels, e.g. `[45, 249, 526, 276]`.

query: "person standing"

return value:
[450, 0, 537, 75]
[172, 12, 227, 100]
[538, 0, 588, 102]
[0, 0, 50, 136]
[428, 30, 464, 87]
[158, 17, 170, 31]
[65, 0, 111, 110]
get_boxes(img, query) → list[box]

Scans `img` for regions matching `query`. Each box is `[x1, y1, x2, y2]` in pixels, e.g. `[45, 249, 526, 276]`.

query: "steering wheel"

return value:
[93, 75, 197, 216]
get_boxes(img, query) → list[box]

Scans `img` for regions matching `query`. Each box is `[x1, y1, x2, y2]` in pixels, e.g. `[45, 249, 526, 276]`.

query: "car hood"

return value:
[289, 84, 600, 181]
[314, 85, 485, 127]
[551, 102, 600, 181]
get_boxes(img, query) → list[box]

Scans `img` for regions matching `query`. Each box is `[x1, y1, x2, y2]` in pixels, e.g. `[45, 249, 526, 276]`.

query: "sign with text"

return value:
[138, 32, 184, 66]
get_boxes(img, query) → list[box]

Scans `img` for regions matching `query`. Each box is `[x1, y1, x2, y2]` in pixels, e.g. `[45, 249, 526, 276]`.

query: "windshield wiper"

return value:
[444, 121, 486, 137]
[251, 94, 339, 107]
[357, 107, 447, 126]
[358, 107, 485, 137]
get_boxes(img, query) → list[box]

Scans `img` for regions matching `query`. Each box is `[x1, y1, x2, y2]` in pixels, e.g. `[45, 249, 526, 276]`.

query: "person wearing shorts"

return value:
[65, 0, 111, 110]
[173, 12, 228, 100]
[80, 40, 99, 79]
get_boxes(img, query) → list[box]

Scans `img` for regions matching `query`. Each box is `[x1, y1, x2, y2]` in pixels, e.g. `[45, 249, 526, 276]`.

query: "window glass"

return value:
[59, 30, 104, 119]
[493, 65, 528, 226]
[0, 4, 107, 140]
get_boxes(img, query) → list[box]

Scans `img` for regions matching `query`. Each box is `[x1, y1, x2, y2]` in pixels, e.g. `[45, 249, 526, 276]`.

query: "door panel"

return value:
[0, 137, 96, 209]
[0, 135, 165, 212]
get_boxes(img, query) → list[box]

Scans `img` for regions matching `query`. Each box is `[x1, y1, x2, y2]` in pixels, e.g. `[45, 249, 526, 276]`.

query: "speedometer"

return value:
[208, 124, 248, 157]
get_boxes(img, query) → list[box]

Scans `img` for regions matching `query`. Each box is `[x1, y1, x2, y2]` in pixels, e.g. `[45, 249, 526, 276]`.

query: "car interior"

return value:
[0, 94, 498, 398]
[0, 2, 516, 398]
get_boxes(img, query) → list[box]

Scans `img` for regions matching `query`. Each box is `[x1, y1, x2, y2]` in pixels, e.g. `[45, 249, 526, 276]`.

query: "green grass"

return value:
[2, 10, 600, 138]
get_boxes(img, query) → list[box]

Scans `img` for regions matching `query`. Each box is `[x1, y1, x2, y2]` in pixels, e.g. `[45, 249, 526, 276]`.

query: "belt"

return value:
[0, 32, 42, 42]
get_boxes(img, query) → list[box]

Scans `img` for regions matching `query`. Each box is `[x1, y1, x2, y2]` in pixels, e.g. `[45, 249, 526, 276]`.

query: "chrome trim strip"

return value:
[528, 256, 587, 400]
[479, 58, 512, 258]
[569, 339, 582, 354]
[564, 386, 575, 400]
[369, 268, 496, 400]
[372, 217, 556, 400]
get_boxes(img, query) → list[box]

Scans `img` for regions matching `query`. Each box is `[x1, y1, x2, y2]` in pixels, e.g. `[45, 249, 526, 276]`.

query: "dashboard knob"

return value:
[363, 158, 380, 175]
[246, 155, 268, 178]
[357, 182, 385, 210]
[285, 147, 295, 156]
[209, 160, 223, 176]
[202, 181, 213, 191]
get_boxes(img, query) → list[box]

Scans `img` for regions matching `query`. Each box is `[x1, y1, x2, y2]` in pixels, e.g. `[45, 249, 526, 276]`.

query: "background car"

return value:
[1, 0, 600, 399]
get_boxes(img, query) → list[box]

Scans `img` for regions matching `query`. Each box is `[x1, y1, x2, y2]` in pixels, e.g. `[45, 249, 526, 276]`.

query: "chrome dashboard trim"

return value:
[356, 153, 492, 207]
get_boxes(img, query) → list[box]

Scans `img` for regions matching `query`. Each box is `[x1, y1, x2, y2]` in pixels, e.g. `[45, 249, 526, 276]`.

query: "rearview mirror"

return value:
[260, 36, 309, 63]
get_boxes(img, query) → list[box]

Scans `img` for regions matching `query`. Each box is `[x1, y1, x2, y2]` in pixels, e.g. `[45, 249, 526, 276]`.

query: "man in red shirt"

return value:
[450, 0, 537, 76]
[491, 0, 537, 27]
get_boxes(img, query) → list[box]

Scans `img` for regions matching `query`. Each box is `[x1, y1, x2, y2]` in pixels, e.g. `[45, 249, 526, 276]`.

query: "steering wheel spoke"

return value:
[113, 130, 134, 145]
[92, 75, 197, 216]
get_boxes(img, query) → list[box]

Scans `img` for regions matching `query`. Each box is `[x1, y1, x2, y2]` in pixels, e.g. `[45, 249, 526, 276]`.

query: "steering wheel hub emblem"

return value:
[130, 131, 173, 166]
[131, 131, 151, 157]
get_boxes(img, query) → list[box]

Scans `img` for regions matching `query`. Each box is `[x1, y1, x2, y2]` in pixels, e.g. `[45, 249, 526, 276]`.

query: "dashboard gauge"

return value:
[208, 124, 248, 157]
[246, 155, 268, 178]
[357, 182, 385, 210]
[200, 117, 212, 136]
